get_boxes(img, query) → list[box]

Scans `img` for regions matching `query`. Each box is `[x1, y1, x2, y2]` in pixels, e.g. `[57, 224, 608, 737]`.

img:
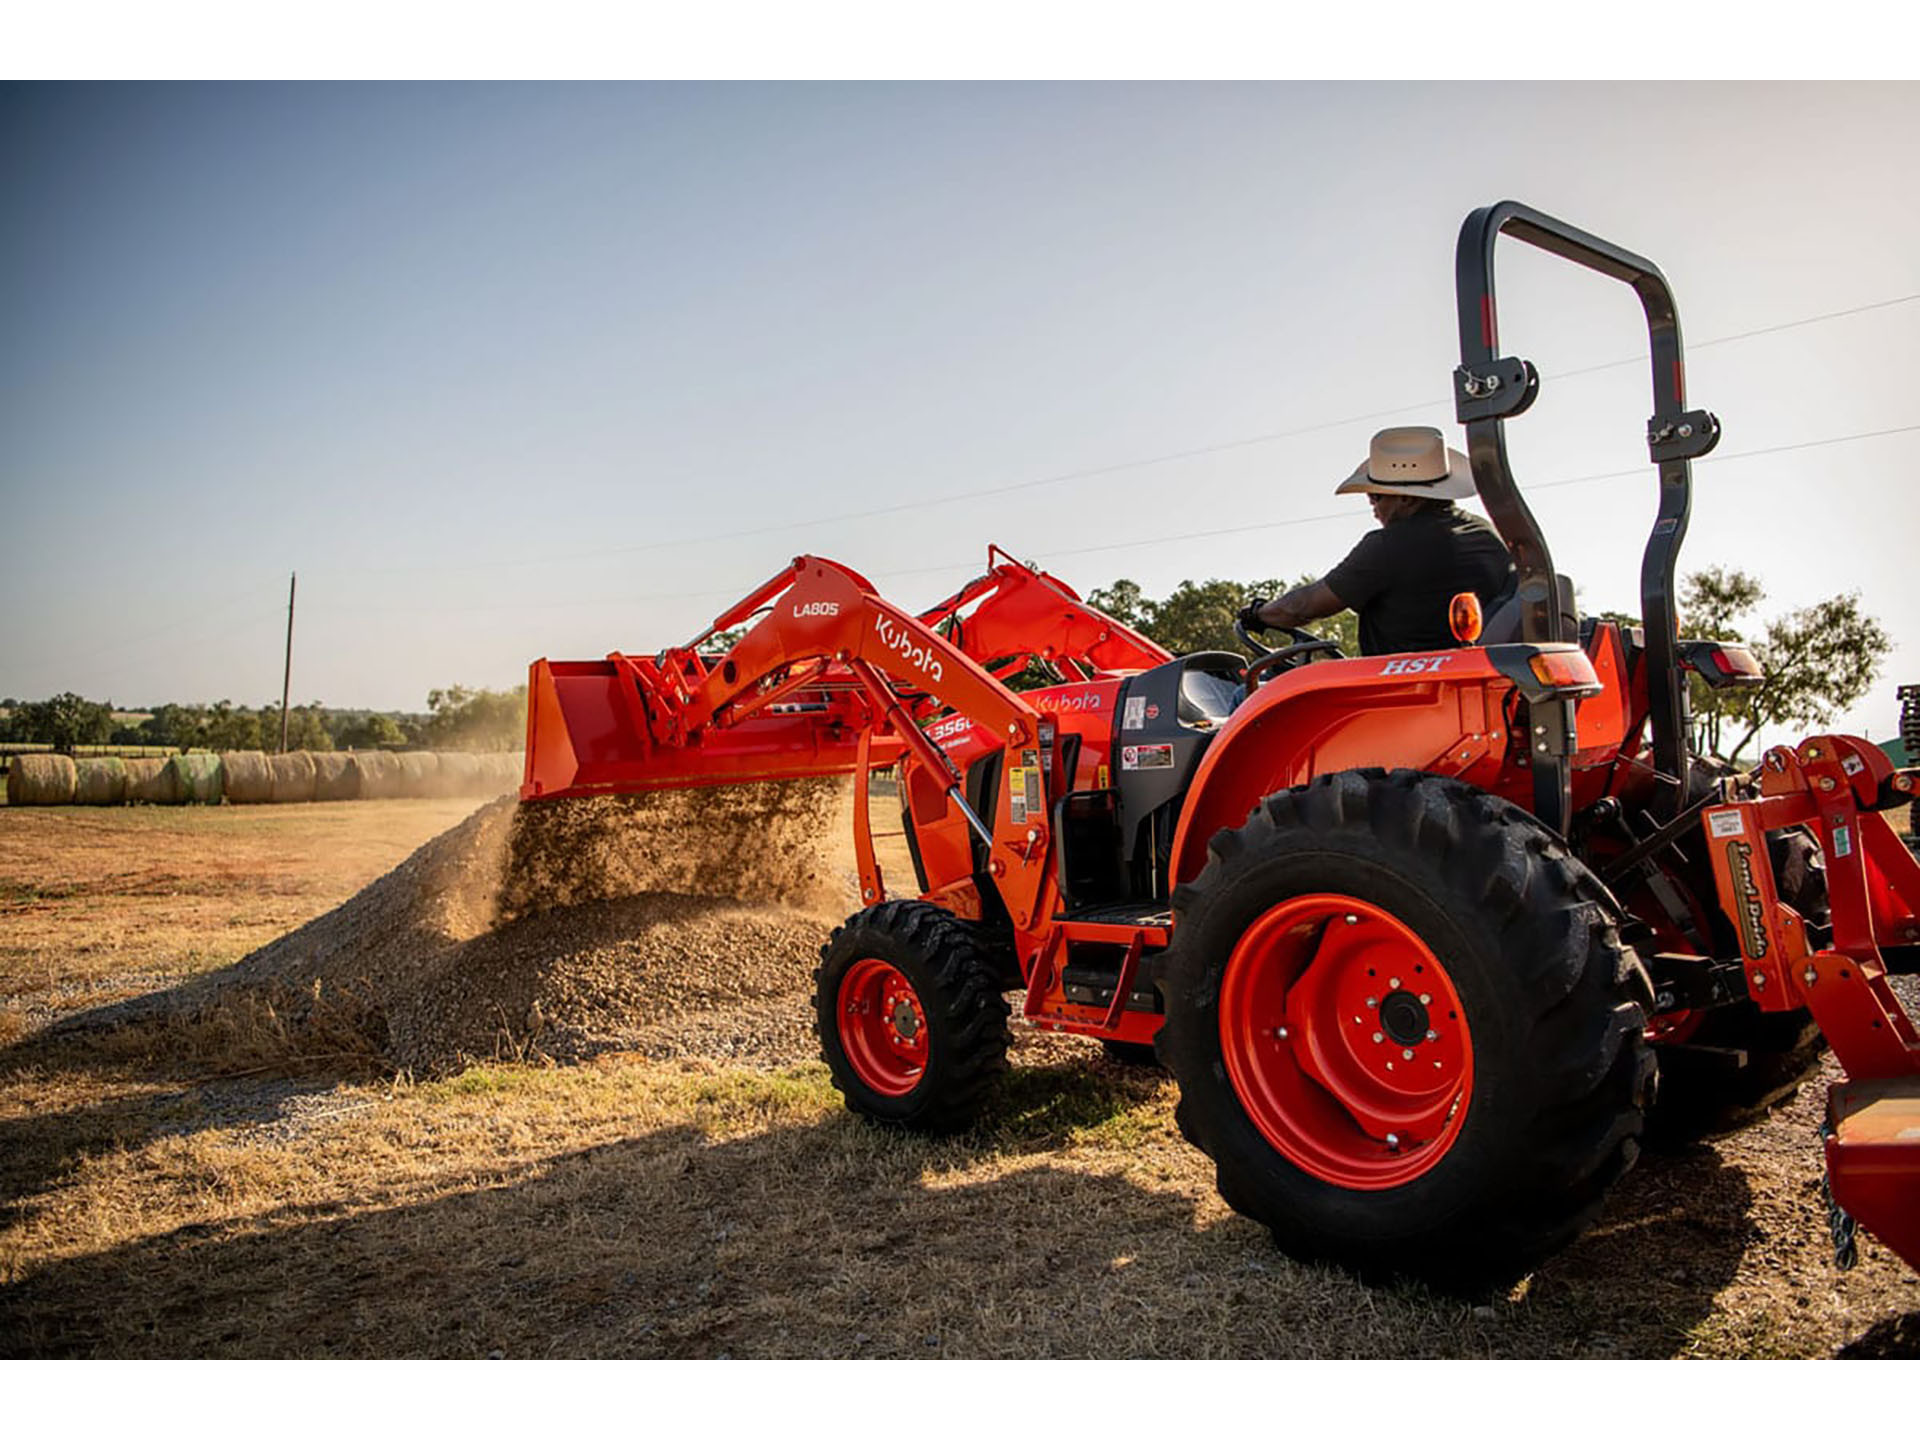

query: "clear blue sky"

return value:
[3, 81, 1917, 741]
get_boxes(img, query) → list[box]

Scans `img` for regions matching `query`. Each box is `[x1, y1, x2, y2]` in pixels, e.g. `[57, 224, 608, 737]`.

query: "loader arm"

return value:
[524, 553, 1061, 930]
[919, 544, 1172, 680]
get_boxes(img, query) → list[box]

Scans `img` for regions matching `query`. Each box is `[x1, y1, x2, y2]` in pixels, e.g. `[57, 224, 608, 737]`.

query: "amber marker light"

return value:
[1448, 592, 1484, 644]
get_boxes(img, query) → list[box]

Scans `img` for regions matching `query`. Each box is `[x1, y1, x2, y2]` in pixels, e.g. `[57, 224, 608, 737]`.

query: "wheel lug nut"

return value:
[1419, 993, 1432, 1005]
[1425, 1029, 1437, 1041]
[1372, 1032, 1384, 1044]
[1402, 1048, 1414, 1060]
[1366, 997, 1377, 1009]
[1345, 915, 1359, 925]
[1275, 1026, 1289, 1040]
[1389, 978, 1402, 990]
[1385, 1133, 1400, 1150]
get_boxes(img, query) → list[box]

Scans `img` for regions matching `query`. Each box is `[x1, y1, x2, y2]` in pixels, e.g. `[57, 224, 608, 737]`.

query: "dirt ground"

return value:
[2, 799, 1917, 1358]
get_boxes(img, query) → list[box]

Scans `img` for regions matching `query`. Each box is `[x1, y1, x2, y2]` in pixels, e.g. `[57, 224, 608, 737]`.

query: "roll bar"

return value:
[1453, 201, 1721, 825]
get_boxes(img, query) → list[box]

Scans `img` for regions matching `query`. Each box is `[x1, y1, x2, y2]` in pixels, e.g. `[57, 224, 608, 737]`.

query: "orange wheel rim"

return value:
[1218, 894, 1473, 1189]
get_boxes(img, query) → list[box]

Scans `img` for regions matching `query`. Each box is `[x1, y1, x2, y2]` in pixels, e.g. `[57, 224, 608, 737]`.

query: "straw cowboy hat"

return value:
[1333, 425, 1477, 500]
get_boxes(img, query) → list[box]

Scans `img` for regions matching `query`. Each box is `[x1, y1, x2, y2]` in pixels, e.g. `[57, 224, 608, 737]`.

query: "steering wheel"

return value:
[1235, 615, 1345, 690]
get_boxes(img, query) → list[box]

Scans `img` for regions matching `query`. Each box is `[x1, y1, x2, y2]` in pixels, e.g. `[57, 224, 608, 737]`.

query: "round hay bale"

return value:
[434, 751, 482, 798]
[313, 751, 357, 801]
[221, 751, 274, 804]
[6, 753, 77, 805]
[73, 756, 129, 805]
[489, 753, 524, 795]
[347, 751, 402, 800]
[124, 757, 180, 804]
[269, 750, 318, 803]
[166, 752, 224, 804]
[395, 751, 439, 800]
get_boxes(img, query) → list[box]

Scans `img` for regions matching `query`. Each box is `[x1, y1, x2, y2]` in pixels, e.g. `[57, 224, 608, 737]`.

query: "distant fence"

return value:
[2, 750, 524, 807]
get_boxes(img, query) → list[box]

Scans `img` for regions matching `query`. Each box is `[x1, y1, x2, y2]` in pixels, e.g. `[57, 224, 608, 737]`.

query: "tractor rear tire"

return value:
[1645, 826, 1831, 1145]
[813, 900, 1011, 1134]
[1155, 768, 1655, 1293]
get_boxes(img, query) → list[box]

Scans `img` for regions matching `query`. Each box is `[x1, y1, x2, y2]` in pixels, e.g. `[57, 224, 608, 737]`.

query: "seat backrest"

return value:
[1480, 574, 1578, 645]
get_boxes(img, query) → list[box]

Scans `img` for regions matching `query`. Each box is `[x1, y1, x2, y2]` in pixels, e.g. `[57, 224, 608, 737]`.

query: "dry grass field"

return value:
[2, 797, 1917, 1359]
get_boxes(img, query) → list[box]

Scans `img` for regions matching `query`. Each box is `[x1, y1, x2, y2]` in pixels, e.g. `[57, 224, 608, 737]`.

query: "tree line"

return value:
[0, 685, 529, 755]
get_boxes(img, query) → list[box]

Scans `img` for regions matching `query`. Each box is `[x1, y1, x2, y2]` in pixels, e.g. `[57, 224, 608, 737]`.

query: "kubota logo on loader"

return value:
[792, 602, 839, 618]
[873, 616, 944, 684]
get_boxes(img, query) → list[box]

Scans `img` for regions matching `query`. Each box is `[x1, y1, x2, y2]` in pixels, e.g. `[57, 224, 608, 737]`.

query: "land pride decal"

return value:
[1725, 838, 1769, 958]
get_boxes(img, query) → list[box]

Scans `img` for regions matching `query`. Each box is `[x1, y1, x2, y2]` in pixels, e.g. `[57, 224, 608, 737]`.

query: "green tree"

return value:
[424, 685, 528, 752]
[1088, 575, 1359, 658]
[333, 712, 407, 750]
[276, 701, 334, 753]
[201, 701, 265, 752]
[1678, 567, 1890, 762]
[12, 692, 114, 752]
[1085, 578, 1149, 630]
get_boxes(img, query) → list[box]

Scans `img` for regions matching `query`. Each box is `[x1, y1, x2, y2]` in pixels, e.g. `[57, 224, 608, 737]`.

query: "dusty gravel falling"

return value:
[208, 778, 858, 1073]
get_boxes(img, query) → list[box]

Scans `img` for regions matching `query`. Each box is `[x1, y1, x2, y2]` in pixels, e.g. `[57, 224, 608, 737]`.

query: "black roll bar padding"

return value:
[1454, 200, 1716, 823]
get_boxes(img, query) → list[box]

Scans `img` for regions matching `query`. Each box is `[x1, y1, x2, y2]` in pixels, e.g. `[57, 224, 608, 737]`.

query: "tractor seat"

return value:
[1480, 574, 1578, 645]
[1177, 653, 1247, 724]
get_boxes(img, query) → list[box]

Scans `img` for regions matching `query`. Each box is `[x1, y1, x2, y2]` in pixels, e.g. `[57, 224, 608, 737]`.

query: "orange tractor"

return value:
[521, 202, 1920, 1290]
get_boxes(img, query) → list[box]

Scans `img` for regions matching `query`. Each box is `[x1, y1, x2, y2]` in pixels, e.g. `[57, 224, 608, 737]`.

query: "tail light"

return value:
[1527, 648, 1604, 698]
[1678, 640, 1765, 689]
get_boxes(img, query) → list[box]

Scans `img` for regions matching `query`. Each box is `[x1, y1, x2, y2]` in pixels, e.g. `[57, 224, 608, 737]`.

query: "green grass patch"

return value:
[670, 1064, 838, 1133]
[987, 1063, 1169, 1149]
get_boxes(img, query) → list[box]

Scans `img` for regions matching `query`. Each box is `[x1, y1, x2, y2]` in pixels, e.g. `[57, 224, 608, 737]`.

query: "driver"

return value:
[1241, 426, 1515, 657]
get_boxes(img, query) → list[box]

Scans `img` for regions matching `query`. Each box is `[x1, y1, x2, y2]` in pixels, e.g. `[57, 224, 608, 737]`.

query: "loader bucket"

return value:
[1825, 1079, 1920, 1273]
[521, 656, 901, 800]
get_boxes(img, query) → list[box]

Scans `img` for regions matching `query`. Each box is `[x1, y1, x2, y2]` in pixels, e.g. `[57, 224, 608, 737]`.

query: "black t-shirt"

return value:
[1324, 503, 1515, 656]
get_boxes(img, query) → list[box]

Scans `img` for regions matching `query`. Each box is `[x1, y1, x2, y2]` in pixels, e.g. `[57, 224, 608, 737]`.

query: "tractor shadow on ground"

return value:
[1, 1065, 1769, 1361]
[1839, 1310, 1920, 1358]
[1517, 1138, 1757, 1354]
[0, 1074, 360, 1212]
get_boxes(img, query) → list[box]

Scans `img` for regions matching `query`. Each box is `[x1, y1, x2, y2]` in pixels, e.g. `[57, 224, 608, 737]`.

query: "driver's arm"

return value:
[1254, 579, 1345, 632]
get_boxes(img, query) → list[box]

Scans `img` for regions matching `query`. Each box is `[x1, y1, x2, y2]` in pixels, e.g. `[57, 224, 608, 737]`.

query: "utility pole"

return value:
[279, 571, 296, 754]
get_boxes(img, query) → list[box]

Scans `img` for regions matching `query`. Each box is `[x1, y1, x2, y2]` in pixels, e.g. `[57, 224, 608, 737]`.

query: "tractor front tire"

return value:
[813, 900, 1011, 1134]
[1156, 769, 1655, 1293]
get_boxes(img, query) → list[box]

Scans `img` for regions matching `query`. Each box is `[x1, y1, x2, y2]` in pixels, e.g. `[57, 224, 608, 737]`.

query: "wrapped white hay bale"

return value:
[221, 751, 274, 804]
[347, 751, 401, 800]
[433, 751, 481, 798]
[313, 752, 357, 801]
[125, 757, 179, 804]
[74, 756, 129, 805]
[7, 753, 77, 805]
[395, 751, 439, 799]
[166, 752, 223, 804]
[269, 751, 318, 803]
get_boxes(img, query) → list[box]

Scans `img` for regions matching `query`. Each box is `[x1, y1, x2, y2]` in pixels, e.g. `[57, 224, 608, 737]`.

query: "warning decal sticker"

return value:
[1121, 744, 1175, 771]
[1707, 809, 1745, 839]
[1123, 695, 1147, 730]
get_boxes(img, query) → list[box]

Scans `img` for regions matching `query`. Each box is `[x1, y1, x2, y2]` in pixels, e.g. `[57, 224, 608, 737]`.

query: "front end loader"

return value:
[519, 202, 1920, 1291]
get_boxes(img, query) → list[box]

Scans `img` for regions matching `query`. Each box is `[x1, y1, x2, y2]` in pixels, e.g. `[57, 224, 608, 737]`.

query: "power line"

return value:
[317, 418, 1920, 616]
[1010, 419, 1920, 567]
[327, 291, 1920, 581]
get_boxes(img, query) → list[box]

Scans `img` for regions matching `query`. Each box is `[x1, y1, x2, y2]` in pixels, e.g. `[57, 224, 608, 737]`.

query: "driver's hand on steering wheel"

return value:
[1237, 599, 1271, 632]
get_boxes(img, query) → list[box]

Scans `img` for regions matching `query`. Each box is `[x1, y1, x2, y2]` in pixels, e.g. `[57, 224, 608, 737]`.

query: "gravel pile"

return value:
[216, 778, 855, 1073]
